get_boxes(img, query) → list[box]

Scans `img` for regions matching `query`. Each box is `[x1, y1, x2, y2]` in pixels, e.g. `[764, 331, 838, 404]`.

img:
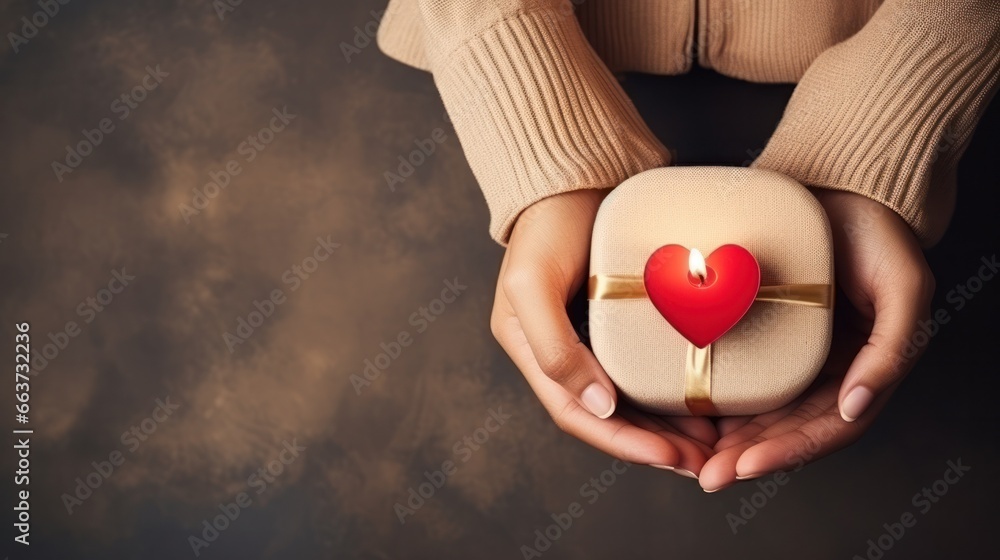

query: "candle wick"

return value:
[697, 273, 705, 286]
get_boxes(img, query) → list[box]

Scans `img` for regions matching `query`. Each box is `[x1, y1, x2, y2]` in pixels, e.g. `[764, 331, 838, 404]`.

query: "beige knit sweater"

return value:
[377, 0, 1000, 245]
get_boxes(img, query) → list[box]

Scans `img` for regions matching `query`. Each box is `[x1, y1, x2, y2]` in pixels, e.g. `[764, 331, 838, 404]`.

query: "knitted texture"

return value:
[378, 0, 1000, 244]
[698, 0, 883, 83]
[753, 0, 1000, 245]
[382, 0, 671, 242]
[576, 0, 695, 75]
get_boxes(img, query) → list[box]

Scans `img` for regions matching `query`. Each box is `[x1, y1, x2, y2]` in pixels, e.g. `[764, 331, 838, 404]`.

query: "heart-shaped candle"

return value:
[643, 244, 761, 348]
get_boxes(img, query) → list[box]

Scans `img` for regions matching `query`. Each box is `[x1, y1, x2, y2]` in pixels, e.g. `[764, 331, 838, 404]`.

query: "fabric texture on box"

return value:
[589, 167, 834, 415]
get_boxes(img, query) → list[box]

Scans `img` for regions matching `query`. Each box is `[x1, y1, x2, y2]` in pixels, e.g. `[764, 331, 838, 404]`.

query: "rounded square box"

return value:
[589, 167, 834, 416]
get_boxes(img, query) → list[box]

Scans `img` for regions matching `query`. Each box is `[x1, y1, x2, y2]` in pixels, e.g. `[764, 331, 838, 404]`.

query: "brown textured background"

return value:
[1, 1, 998, 559]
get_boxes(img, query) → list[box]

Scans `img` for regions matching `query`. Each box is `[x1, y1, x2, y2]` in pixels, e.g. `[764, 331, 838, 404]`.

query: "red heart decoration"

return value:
[643, 244, 760, 348]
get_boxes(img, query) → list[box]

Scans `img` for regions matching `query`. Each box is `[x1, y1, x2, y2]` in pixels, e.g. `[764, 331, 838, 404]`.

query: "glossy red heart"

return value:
[643, 244, 760, 348]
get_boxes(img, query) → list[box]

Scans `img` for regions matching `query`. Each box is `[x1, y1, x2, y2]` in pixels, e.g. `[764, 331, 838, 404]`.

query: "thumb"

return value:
[504, 257, 619, 419]
[503, 189, 617, 419]
[838, 270, 934, 422]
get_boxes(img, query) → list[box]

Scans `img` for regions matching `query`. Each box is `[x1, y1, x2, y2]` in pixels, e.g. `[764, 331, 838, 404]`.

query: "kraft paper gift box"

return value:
[588, 167, 835, 416]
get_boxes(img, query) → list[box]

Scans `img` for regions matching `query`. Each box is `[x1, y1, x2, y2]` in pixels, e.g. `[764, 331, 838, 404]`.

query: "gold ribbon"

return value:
[685, 344, 718, 416]
[587, 274, 833, 415]
[588, 275, 833, 308]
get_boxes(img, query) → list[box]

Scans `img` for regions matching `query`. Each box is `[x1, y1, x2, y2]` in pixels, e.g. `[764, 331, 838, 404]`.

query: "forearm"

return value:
[753, 0, 1000, 246]
[379, 0, 671, 244]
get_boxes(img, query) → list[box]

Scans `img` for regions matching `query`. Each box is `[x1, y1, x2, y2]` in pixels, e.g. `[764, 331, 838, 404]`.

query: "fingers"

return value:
[501, 246, 618, 420]
[712, 374, 829, 453]
[818, 190, 935, 423]
[702, 408, 859, 492]
[837, 256, 934, 423]
[619, 409, 713, 476]
[549, 397, 680, 466]
[495, 297, 681, 466]
[733, 413, 864, 479]
[700, 401, 806, 491]
[713, 406, 796, 452]
[702, 378, 890, 490]
[729, 381, 843, 477]
[489, 192, 706, 470]
[698, 443, 758, 492]
[655, 415, 720, 448]
[737, 374, 895, 477]
[715, 416, 754, 439]
[492, 253, 676, 465]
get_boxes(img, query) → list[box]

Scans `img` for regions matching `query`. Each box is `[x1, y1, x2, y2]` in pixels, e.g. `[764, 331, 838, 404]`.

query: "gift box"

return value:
[588, 167, 834, 416]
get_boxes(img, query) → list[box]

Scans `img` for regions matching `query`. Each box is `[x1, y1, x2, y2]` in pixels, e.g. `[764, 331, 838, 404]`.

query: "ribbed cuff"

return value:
[753, 1, 1000, 245]
[376, 0, 429, 71]
[431, 7, 671, 243]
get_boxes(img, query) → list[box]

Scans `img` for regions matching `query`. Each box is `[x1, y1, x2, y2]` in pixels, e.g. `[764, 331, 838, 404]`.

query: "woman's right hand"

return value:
[491, 189, 717, 476]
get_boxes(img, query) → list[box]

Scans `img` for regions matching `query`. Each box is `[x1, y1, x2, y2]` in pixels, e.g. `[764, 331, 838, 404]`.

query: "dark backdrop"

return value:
[1, 1, 997, 559]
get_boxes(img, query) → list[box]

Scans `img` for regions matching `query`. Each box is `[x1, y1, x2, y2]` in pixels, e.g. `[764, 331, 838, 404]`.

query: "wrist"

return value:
[810, 188, 917, 241]
[515, 188, 613, 231]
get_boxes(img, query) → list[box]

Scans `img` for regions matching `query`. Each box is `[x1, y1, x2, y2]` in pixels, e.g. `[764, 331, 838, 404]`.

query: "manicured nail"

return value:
[704, 483, 733, 493]
[581, 383, 615, 419]
[840, 386, 875, 422]
[735, 473, 762, 481]
[651, 465, 698, 479]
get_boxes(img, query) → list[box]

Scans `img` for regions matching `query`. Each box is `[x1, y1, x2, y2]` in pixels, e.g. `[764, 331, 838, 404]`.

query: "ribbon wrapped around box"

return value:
[588, 167, 834, 416]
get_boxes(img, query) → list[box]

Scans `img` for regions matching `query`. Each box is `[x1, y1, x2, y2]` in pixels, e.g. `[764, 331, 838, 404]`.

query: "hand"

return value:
[491, 189, 717, 475]
[698, 190, 935, 491]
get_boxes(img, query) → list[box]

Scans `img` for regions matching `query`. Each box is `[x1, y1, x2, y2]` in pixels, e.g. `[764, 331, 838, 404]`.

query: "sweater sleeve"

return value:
[377, 0, 671, 244]
[753, 0, 1000, 246]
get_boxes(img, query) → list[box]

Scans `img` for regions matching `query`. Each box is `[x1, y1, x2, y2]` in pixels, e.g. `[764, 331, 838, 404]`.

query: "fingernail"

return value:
[735, 473, 762, 481]
[704, 483, 733, 493]
[581, 383, 615, 419]
[840, 386, 874, 422]
[651, 465, 698, 479]
[674, 468, 698, 479]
